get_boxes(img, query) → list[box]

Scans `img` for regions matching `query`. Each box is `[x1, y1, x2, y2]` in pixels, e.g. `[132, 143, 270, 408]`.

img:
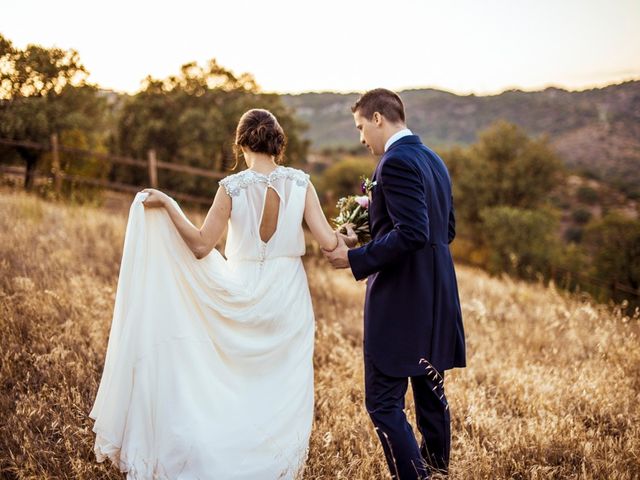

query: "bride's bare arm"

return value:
[157, 187, 231, 259]
[303, 182, 342, 251]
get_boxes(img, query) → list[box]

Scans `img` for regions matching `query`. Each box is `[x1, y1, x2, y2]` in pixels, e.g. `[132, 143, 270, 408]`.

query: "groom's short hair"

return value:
[351, 88, 406, 124]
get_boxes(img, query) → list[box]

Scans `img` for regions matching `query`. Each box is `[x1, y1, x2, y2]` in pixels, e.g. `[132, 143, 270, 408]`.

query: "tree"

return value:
[39, 128, 110, 202]
[113, 59, 309, 197]
[479, 205, 562, 280]
[0, 34, 108, 190]
[439, 121, 566, 279]
[315, 155, 376, 216]
[441, 121, 565, 229]
[584, 213, 640, 302]
[318, 156, 376, 198]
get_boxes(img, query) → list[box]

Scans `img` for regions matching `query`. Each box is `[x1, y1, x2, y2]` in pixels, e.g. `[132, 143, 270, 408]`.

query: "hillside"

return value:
[1, 186, 639, 478]
[282, 80, 640, 197]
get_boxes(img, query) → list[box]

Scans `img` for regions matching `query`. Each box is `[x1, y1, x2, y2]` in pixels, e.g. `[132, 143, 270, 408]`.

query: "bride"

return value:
[88, 108, 356, 479]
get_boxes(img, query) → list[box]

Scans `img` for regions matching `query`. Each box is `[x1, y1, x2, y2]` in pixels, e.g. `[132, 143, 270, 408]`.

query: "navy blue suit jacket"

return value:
[347, 135, 466, 376]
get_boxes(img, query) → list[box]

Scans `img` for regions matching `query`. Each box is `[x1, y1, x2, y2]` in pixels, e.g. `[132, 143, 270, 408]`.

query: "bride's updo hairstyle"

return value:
[232, 109, 287, 169]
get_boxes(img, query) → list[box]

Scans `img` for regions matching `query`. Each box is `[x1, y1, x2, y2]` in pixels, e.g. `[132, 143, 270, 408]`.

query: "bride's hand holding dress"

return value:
[140, 188, 168, 208]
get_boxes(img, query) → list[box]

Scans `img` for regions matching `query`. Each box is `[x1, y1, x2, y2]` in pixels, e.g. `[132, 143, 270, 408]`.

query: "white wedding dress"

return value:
[88, 166, 315, 479]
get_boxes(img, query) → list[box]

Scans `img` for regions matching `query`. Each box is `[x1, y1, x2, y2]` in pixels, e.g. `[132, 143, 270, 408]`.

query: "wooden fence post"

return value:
[148, 149, 158, 188]
[51, 133, 62, 195]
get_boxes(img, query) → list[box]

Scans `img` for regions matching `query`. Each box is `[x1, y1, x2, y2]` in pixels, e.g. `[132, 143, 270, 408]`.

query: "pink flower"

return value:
[355, 195, 369, 209]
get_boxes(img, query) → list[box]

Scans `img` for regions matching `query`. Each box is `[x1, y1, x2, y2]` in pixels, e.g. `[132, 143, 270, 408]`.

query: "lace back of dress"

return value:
[218, 166, 310, 261]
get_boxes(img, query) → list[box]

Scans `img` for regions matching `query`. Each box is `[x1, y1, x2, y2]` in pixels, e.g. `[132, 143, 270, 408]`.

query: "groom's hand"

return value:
[322, 233, 351, 269]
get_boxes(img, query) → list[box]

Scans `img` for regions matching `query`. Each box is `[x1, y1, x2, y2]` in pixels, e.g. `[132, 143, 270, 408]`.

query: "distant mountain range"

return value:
[281, 81, 640, 198]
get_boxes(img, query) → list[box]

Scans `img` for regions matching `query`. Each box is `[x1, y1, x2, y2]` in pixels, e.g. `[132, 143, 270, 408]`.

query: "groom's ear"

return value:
[373, 111, 383, 127]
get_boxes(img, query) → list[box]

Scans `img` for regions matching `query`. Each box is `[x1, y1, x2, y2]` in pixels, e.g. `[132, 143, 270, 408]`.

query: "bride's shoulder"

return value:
[218, 166, 311, 196]
[277, 166, 310, 187]
[218, 169, 252, 197]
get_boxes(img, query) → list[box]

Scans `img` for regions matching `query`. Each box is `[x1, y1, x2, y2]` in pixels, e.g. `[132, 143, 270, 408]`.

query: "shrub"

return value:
[576, 185, 599, 205]
[571, 208, 592, 225]
[318, 156, 376, 197]
[479, 205, 562, 280]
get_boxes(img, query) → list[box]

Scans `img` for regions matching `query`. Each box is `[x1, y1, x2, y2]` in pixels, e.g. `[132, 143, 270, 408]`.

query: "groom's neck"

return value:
[382, 123, 409, 144]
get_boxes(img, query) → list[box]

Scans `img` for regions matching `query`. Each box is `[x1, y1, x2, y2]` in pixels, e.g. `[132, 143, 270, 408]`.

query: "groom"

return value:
[323, 88, 466, 479]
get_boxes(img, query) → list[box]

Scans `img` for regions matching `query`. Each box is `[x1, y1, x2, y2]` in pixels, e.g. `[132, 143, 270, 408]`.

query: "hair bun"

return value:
[234, 109, 288, 161]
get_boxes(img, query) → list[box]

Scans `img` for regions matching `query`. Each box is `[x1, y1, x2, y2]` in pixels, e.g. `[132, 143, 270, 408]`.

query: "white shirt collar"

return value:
[384, 128, 413, 152]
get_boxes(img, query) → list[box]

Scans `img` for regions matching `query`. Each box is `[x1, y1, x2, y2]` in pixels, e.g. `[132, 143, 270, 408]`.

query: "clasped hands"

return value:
[322, 223, 357, 270]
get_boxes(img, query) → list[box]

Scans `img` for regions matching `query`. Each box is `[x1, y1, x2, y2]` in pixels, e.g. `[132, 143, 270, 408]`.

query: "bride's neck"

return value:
[244, 153, 278, 174]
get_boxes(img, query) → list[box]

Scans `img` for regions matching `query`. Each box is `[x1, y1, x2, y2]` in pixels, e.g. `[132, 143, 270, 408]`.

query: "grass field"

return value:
[1, 187, 638, 479]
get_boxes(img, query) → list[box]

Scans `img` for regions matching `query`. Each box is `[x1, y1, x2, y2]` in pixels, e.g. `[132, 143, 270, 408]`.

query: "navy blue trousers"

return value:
[364, 351, 451, 479]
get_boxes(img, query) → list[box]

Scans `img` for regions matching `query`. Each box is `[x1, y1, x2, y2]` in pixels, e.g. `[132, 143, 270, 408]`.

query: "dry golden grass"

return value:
[1, 186, 639, 479]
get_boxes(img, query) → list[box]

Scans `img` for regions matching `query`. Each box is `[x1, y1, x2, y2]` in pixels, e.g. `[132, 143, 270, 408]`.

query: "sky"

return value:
[1, 0, 639, 96]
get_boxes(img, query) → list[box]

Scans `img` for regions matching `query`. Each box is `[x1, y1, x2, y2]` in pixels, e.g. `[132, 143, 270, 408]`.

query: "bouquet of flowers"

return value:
[332, 175, 376, 245]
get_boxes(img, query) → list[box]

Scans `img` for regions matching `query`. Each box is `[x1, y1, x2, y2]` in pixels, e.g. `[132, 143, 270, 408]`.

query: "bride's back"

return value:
[218, 166, 310, 264]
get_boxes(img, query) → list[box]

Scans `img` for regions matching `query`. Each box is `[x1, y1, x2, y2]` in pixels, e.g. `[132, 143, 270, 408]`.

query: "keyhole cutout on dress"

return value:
[259, 185, 281, 244]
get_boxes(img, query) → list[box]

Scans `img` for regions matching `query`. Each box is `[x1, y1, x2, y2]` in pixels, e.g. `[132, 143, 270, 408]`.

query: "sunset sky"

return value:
[2, 0, 639, 95]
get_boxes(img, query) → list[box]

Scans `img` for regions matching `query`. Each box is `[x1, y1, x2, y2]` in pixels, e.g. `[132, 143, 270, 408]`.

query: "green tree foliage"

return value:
[479, 206, 562, 280]
[440, 121, 566, 271]
[442, 120, 565, 229]
[571, 208, 592, 225]
[113, 60, 309, 196]
[440, 121, 577, 285]
[576, 185, 599, 205]
[440, 120, 637, 308]
[0, 34, 108, 190]
[318, 156, 376, 199]
[40, 129, 110, 203]
[564, 226, 584, 244]
[315, 155, 376, 217]
[584, 213, 640, 302]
